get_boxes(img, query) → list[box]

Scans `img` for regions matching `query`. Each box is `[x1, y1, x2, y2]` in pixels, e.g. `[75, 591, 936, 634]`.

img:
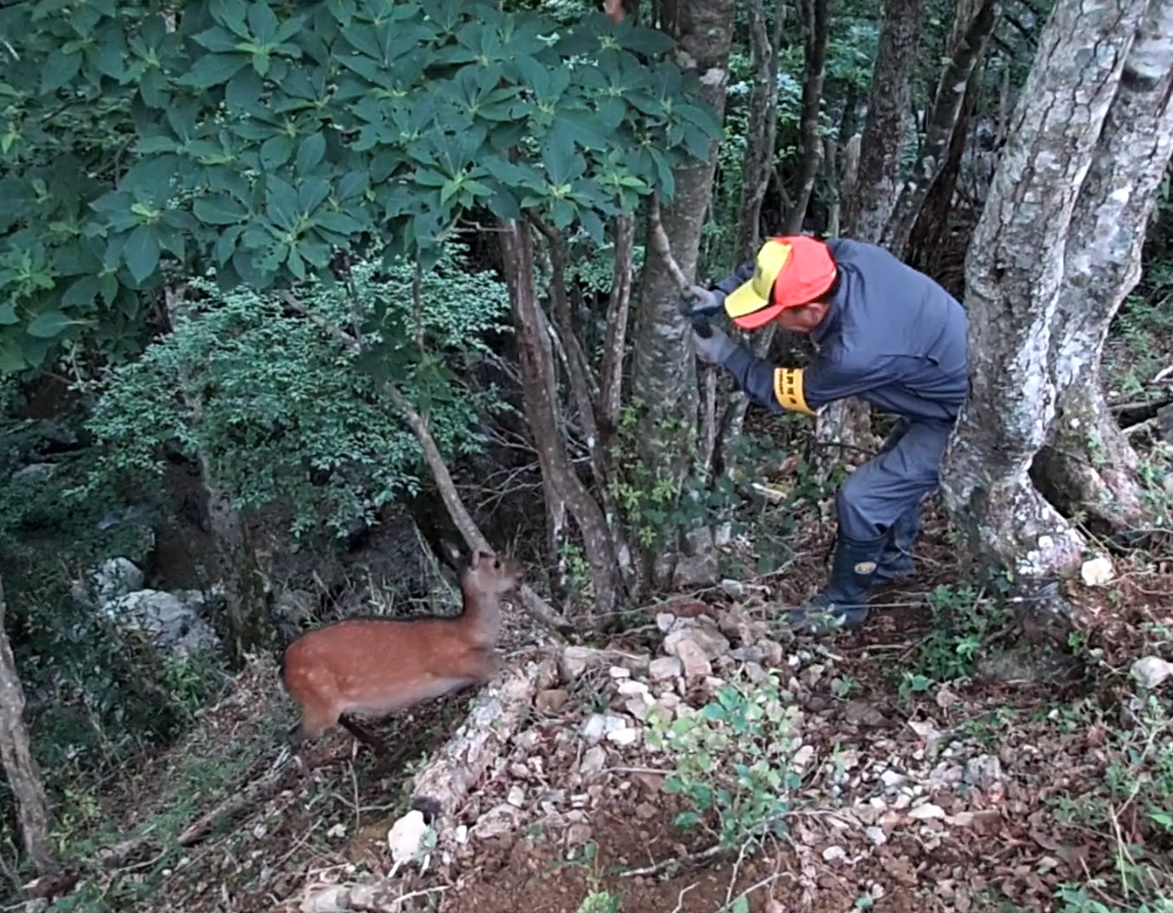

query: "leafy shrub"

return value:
[76, 243, 512, 540]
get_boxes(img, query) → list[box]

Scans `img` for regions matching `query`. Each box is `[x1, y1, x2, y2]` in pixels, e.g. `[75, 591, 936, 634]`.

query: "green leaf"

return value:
[295, 133, 326, 174]
[27, 310, 84, 338]
[619, 25, 676, 56]
[192, 25, 245, 53]
[124, 226, 161, 282]
[247, 1, 280, 45]
[226, 67, 263, 112]
[194, 195, 249, 225]
[183, 53, 250, 88]
[0, 303, 19, 325]
[41, 51, 82, 95]
[265, 176, 301, 229]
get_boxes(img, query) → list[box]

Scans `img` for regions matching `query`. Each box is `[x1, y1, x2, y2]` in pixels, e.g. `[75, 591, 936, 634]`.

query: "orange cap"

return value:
[723, 236, 837, 329]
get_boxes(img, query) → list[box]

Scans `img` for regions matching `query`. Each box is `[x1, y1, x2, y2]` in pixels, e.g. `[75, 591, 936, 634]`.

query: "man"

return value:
[682, 234, 968, 634]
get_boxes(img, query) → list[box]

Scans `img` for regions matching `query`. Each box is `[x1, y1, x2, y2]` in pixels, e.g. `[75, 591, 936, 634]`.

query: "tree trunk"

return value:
[842, 0, 927, 242]
[0, 575, 54, 875]
[784, 0, 831, 235]
[630, 0, 737, 586]
[735, 0, 786, 261]
[498, 219, 623, 616]
[818, 0, 927, 480]
[163, 287, 270, 666]
[717, 0, 823, 478]
[941, 0, 1153, 581]
[1036, 0, 1173, 533]
[883, 0, 1002, 258]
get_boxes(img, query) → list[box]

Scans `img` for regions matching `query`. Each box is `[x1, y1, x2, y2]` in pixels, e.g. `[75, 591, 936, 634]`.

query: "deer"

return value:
[279, 540, 525, 757]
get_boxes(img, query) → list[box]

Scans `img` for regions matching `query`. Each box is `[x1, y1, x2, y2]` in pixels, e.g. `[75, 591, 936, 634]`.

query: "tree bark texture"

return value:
[883, 0, 1002, 258]
[941, 0, 1153, 579]
[631, 0, 736, 582]
[1037, 0, 1173, 532]
[735, 0, 785, 261]
[842, 0, 927, 243]
[0, 576, 54, 874]
[498, 219, 622, 616]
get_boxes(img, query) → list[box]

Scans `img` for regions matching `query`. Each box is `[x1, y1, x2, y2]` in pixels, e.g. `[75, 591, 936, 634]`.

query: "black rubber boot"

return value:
[873, 506, 920, 583]
[785, 533, 889, 635]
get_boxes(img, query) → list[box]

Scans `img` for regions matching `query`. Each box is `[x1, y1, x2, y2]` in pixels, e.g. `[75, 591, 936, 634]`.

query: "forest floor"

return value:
[37, 497, 1173, 913]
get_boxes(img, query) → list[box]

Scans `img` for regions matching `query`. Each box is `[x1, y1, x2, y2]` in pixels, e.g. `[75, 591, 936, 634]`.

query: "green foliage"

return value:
[0, 0, 721, 372]
[645, 667, 802, 850]
[76, 245, 507, 540]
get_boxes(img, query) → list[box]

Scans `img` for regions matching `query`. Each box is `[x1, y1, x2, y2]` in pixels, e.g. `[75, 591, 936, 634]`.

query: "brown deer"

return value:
[279, 541, 525, 755]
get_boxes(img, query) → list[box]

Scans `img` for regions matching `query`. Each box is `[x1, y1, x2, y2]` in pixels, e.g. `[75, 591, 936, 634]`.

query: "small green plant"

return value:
[644, 667, 802, 850]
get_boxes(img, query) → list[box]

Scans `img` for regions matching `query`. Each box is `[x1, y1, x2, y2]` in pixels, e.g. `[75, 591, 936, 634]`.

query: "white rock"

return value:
[791, 744, 815, 772]
[507, 786, 525, 807]
[907, 802, 945, 820]
[866, 826, 888, 846]
[663, 624, 731, 661]
[963, 755, 1003, 789]
[605, 723, 640, 747]
[1131, 655, 1173, 690]
[879, 770, 907, 791]
[1080, 556, 1115, 587]
[608, 665, 631, 679]
[579, 746, 607, 777]
[822, 845, 846, 862]
[616, 679, 651, 698]
[648, 656, 684, 680]
[472, 803, 524, 840]
[580, 714, 607, 743]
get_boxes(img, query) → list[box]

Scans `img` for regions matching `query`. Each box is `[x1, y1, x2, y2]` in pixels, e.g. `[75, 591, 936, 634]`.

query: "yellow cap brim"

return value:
[723, 239, 795, 325]
[724, 280, 770, 322]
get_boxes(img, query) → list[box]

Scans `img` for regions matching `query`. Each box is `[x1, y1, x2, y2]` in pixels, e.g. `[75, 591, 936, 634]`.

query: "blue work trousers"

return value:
[836, 417, 955, 547]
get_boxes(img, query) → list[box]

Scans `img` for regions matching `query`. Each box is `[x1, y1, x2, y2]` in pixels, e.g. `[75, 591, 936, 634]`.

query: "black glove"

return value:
[677, 285, 723, 338]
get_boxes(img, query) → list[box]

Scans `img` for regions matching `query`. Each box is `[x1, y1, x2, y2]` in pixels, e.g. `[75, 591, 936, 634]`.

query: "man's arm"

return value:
[719, 346, 816, 416]
[716, 346, 898, 417]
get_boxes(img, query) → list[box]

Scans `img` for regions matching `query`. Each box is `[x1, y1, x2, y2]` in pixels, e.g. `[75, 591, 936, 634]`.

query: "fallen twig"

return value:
[176, 754, 293, 846]
[619, 842, 727, 878]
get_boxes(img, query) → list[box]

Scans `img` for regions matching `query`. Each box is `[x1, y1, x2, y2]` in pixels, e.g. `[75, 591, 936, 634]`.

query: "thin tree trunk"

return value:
[784, 0, 831, 235]
[0, 575, 53, 875]
[164, 286, 269, 666]
[842, 0, 927, 241]
[630, 0, 737, 587]
[498, 219, 623, 616]
[1036, 0, 1173, 533]
[528, 213, 636, 595]
[818, 0, 927, 479]
[719, 0, 827, 476]
[883, 0, 1002, 258]
[736, 0, 786, 261]
[941, 0, 1151, 582]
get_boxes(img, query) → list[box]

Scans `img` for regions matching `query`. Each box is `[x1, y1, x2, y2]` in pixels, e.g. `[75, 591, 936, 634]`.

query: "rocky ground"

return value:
[35, 524, 1173, 913]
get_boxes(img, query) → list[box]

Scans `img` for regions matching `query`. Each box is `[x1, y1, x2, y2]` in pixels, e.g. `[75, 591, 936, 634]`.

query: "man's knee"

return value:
[836, 472, 894, 540]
